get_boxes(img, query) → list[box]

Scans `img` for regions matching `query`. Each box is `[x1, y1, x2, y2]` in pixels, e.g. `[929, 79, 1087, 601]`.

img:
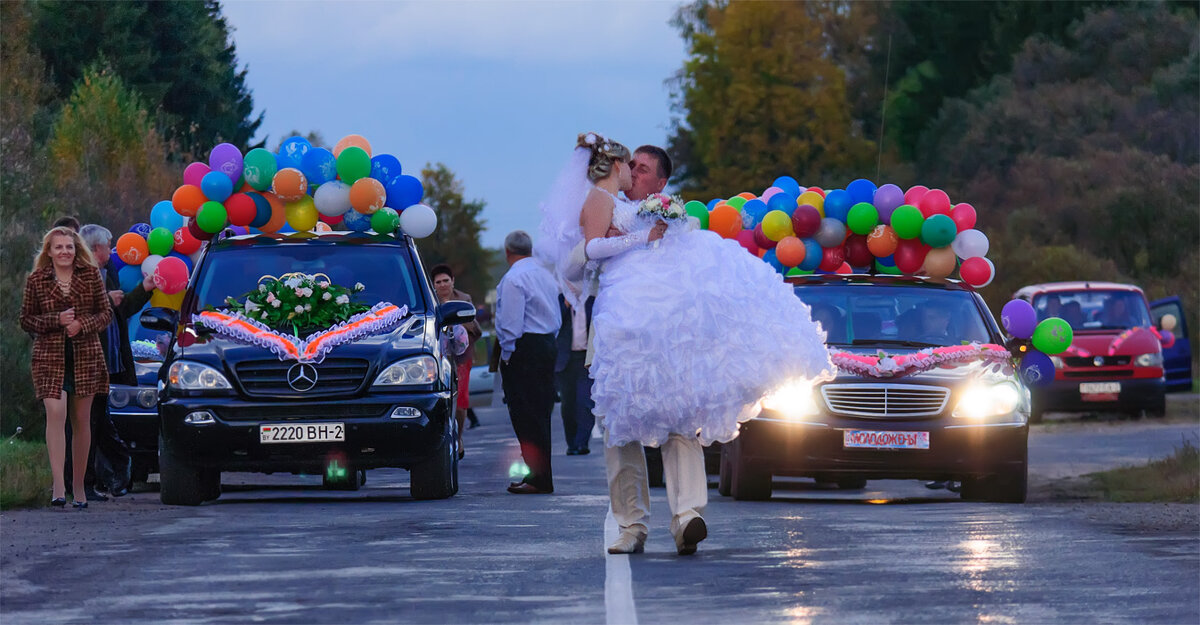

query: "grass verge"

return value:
[1086, 438, 1199, 503]
[0, 440, 51, 510]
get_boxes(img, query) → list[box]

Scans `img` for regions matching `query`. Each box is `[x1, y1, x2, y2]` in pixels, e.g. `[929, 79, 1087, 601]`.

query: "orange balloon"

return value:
[258, 191, 287, 233]
[333, 134, 372, 158]
[349, 178, 387, 214]
[272, 168, 308, 201]
[736, 192, 757, 200]
[923, 246, 957, 279]
[116, 232, 149, 265]
[171, 185, 206, 217]
[867, 225, 899, 257]
[775, 236, 806, 267]
[313, 221, 333, 233]
[708, 205, 743, 239]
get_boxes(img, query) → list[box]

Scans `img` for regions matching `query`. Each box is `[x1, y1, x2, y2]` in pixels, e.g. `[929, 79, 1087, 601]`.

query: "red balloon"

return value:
[894, 239, 929, 274]
[173, 226, 202, 255]
[919, 189, 952, 217]
[835, 262, 853, 275]
[950, 203, 977, 232]
[319, 212, 344, 226]
[959, 256, 992, 287]
[735, 229, 759, 254]
[753, 223, 777, 250]
[904, 185, 929, 206]
[844, 235, 873, 267]
[818, 245, 845, 272]
[153, 256, 190, 295]
[224, 193, 257, 227]
[187, 217, 214, 241]
[805, 186, 826, 198]
[791, 205, 821, 238]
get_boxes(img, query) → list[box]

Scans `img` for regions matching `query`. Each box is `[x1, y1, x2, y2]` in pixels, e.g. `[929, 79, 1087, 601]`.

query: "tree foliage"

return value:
[416, 164, 491, 299]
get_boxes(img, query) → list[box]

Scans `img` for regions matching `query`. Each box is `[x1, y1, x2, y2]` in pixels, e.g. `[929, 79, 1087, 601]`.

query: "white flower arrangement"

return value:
[322, 292, 332, 301]
[637, 192, 687, 222]
[353, 282, 365, 292]
[336, 294, 350, 305]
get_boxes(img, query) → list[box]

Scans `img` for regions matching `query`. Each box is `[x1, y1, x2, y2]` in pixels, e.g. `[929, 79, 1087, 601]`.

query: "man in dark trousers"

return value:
[556, 294, 595, 455]
[494, 230, 561, 494]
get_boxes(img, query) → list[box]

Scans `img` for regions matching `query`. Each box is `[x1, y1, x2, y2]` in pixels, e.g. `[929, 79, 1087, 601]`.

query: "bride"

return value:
[538, 132, 832, 555]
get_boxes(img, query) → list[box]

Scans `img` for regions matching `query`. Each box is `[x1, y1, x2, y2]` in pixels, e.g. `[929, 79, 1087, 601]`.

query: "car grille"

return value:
[1064, 356, 1131, 367]
[234, 358, 370, 397]
[821, 384, 950, 419]
[215, 403, 387, 422]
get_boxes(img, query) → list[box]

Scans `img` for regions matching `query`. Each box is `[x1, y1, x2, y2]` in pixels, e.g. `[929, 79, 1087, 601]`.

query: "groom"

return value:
[598, 145, 708, 556]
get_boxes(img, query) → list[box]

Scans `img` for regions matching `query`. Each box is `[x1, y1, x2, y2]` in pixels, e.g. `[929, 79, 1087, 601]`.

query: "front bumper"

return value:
[110, 408, 159, 460]
[738, 413, 1028, 481]
[1033, 375, 1165, 413]
[159, 391, 454, 473]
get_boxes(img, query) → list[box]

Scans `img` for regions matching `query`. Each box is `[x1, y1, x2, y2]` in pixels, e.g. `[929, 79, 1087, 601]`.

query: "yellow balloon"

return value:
[285, 196, 318, 232]
[150, 289, 186, 311]
[797, 191, 825, 217]
[761, 210, 795, 242]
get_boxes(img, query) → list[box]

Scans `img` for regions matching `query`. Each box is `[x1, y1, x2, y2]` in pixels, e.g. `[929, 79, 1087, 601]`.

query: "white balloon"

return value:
[141, 254, 164, 278]
[313, 180, 352, 217]
[400, 203, 437, 238]
[951, 229, 989, 260]
[978, 257, 996, 288]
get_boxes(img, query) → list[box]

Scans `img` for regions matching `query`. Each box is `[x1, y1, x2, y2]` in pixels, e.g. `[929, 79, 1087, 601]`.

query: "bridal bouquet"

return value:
[637, 193, 687, 222]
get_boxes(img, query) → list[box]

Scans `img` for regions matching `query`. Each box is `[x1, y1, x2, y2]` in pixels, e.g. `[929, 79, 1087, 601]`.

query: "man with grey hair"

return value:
[494, 230, 561, 494]
[76, 224, 155, 498]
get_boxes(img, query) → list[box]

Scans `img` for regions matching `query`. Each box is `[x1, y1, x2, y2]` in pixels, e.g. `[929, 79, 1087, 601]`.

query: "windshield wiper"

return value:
[850, 339, 941, 348]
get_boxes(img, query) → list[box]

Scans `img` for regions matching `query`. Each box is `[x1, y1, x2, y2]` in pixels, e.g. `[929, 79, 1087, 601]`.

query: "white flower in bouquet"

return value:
[322, 292, 332, 301]
[258, 283, 268, 293]
[318, 281, 329, 289]
[294, 305, 304, 313]
[304, 304, 312, 312]
[354, 282, 365, 292]
[271, 299, 282, 308]
[336, 294, 350, 305]
[283, 276, 303, 289]
[245, 300, 260, 312]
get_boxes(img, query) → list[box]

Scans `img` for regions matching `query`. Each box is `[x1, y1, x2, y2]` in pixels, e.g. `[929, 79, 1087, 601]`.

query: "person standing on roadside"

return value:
[430, 264, 484, 451]
[494, 230, 561, 494]
[20, 226, 113, 509]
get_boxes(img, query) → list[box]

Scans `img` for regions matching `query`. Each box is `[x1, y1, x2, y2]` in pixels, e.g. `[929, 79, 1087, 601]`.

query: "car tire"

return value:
[645, 447, 665, 488]
[717, 446, 732, 497]
[158, 431, 209, 506]
[961, 452, 1027, 504]
[729, 436, 771, 501]
[410, 420, 459, 500]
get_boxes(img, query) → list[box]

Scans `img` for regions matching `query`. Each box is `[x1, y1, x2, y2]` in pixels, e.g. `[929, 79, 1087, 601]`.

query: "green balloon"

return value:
[147, 227, 174, 256]
[920, 214, 957, 248]
[243, 148, 278, 191]
[890, 204, 924, 240]
[196, 201, 228, 233]
[684, 200, 709, 229]
[1032, 317, 1074, 355]
[726, 196, 747, 210]
[846, 202, 879, 235]
[786, 267, 814, 276]
[875, 260, 902, 275]
[336, 147, 371, 184]
[371, 207, 399, 234]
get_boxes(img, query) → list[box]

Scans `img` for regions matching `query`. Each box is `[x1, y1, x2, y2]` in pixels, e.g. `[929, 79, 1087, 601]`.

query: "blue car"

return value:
[1150, 296, 1193, 392]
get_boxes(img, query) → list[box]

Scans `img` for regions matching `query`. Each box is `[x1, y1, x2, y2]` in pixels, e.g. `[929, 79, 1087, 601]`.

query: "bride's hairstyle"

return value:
[577, 132, 630, 182]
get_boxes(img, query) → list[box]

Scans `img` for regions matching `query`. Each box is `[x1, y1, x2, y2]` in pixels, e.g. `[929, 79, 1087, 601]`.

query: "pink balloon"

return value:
[950, 203, 977, 231]
[183, 162, 211, 187]
[919, 189, 952, 217]
[904, 185, 929, 206]
[153, 256, 190, 295]
[761, 186, 784, 200]
[735, 229, 759, 254]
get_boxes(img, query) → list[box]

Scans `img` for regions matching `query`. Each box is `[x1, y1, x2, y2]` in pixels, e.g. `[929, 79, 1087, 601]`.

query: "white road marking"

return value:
[604, 508, 639, 625]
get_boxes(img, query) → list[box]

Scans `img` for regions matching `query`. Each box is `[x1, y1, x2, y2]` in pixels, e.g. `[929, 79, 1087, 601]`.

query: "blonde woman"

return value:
[20, 226, 112, 508]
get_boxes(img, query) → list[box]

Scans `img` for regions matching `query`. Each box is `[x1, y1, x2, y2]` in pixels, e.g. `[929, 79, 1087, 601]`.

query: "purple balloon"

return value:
[209, 142, 244, 182]
[1019, 350, 1055, 387]
[873, 183, 905, 222]
[1001, 299, 1037, 339]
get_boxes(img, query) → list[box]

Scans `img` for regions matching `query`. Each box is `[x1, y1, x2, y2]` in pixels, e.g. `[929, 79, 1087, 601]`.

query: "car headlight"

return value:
[1135, 352, 1163, 367]
[373, 355, 438, 388]
[109, 388, 131, 408]
[1049, 356, 1065, 369]
[761, 380, 819, 420]
[168, 361, 233, 390]
[137, 388, 158, 409]
[953, 382, 1022, 419]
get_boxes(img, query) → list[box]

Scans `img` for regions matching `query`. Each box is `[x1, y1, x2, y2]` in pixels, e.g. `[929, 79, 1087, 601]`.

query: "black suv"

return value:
[143, 232, 475, 505]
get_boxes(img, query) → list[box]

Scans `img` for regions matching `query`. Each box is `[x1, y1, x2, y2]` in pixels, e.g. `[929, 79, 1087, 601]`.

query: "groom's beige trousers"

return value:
[604, 427, 707, 539]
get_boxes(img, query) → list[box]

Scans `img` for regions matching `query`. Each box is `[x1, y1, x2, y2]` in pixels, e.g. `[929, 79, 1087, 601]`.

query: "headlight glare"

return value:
[953, 382, 1021, 419]
[168, 361, 232, 390]
[373, 355, 439, 387]
[762, 380, 819, 420]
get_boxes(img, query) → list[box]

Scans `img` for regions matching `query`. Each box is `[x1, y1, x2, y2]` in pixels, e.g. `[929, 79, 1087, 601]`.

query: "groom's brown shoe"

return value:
[607, 526, 648, 554]
[674, 516, 707, 556]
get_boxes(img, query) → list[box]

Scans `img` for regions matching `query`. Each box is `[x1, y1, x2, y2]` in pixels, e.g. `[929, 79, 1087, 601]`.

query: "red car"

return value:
[1012, 282, 1166, 421]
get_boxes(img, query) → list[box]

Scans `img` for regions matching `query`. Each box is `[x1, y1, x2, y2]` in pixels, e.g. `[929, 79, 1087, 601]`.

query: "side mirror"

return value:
[140, 307, 178, 333]
[438, 300, 476, 327]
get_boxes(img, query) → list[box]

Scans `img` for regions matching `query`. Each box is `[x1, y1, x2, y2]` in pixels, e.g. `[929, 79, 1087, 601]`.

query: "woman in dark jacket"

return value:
[20, 226, 112, 508]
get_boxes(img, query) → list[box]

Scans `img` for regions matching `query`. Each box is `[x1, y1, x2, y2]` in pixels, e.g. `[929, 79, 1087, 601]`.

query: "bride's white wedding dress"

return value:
[588, 189, 833, 447]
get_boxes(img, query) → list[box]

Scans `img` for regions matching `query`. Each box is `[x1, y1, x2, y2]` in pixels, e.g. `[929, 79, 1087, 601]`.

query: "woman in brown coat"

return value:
[20, 226, 112, 508]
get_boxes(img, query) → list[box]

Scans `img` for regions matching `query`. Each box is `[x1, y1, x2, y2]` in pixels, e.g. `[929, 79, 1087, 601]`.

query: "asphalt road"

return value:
[2, 404, 1197, 624]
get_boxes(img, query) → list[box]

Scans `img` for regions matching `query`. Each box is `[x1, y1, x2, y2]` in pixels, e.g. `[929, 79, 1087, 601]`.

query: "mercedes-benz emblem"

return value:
[287, 363, 319, 392]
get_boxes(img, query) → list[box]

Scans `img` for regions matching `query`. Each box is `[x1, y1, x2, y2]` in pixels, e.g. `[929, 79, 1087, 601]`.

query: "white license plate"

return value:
[260, 422, 344, 444]
[1080, 382, 1121, 394]
[844, 430, 930, 450]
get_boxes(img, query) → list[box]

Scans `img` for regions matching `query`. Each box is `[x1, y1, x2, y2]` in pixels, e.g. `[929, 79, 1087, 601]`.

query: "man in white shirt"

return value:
[494, 230, 562, 494]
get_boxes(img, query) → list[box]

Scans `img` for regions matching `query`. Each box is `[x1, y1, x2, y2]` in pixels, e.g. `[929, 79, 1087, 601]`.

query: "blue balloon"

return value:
[301, 148, 337, 186]
[876, 253, 896, 267]
[166, 251, 193, 272]
[201, 171, 233, 202]
[109, 249, 126, 272]
[118, 265, 142, 292]
[762, 249, 786, 274]
[741, 199, 769, 226]
[772, 176, 802, 198]
[799, 239, 823, 271]
[150, 200, 184, 232]
[276, 136, 312, 170]
[343, 209, 372, 232]
[1019, 350, 1055, 387]
[129, 222, 152, 238]
[370, 154, 403, 185]
[386, 174, 424, 209]
[823, 189, 853, 223]
[846, 178, 878, 205]
[246, 192, 272, 228]
[766, 193, 797, 217]
[706, 198, 721, 211]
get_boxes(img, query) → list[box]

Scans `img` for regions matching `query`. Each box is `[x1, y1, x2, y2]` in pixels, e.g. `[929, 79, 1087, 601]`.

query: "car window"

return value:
[794, 285, 993, 346]
[189, 245, 423, 314]
[1151, 300, 1188, 339]
[1034, 290, 1151, 331]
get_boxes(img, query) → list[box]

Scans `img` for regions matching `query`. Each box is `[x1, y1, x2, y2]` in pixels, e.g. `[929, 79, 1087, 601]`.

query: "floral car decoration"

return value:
[829, 343, 1014, 379]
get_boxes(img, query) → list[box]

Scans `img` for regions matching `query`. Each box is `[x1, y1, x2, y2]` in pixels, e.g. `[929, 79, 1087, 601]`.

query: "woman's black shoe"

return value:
[71, 501, 88, 509]
[50, 497, 67, 508]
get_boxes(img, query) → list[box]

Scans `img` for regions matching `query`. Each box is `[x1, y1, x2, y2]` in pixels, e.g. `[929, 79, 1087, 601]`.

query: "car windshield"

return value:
[189, 244, 424, 314]
[1033, 290, 1151, 331]
[793, 284, 993, 347]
